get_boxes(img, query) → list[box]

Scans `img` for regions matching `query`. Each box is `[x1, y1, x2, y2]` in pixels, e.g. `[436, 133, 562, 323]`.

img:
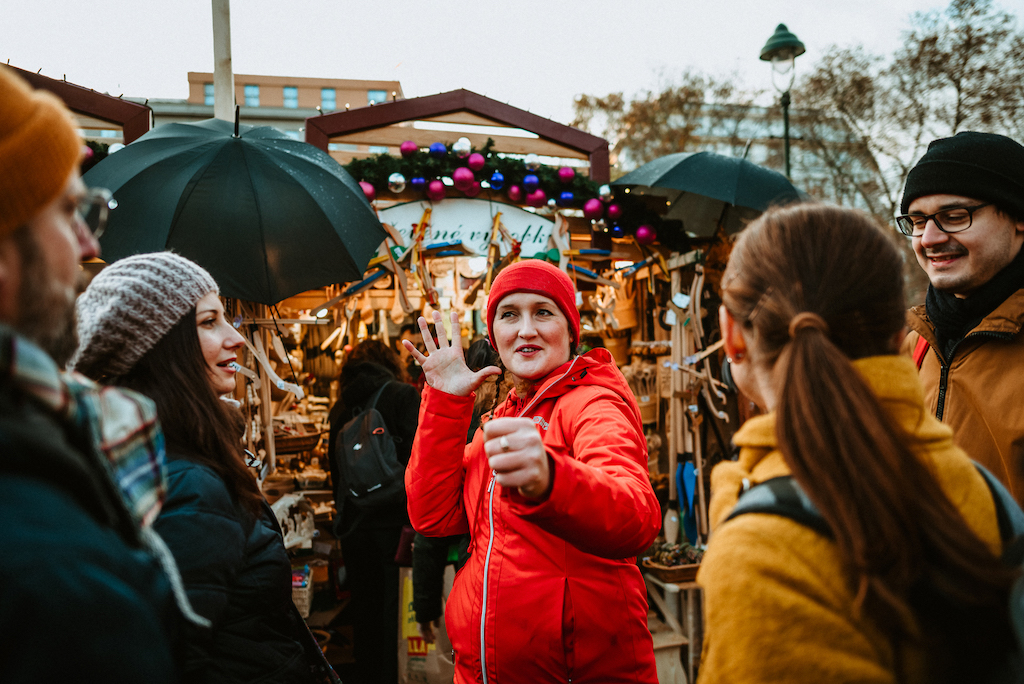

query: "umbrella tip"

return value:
[234, 105, 240, 138]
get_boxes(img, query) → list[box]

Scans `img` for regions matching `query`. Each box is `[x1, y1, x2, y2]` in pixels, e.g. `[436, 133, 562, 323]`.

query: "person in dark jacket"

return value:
[328, 339, 420, 684]
[0, 65, 179, 683]
[71, 252, 317, 684]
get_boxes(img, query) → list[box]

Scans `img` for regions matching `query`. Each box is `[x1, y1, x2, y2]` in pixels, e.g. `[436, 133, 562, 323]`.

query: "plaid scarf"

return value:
[0, 325, 166, 528]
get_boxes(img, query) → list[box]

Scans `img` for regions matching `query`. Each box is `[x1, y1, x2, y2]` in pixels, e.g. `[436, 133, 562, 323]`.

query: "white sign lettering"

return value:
[378, 198, 554, 257]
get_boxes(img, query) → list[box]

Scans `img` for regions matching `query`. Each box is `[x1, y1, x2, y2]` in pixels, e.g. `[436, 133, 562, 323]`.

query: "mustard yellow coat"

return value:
[696, 356, 1001, 684]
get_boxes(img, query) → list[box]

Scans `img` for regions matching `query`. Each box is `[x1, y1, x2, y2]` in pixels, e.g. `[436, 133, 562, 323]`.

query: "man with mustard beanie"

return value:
[899, 131, 1024, 504]
[0, 66, 180, 682]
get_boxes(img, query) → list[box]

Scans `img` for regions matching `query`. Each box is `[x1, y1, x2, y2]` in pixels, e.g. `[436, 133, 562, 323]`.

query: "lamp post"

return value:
[760, 24, 805, 179]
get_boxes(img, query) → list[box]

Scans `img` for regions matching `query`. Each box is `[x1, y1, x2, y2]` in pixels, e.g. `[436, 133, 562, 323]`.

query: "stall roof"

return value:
[8, 66, 152, 143]
[305, 88, 610, 183]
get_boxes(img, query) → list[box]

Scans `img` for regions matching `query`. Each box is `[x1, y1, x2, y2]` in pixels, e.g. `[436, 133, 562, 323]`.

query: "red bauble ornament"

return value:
[359, 181, 376, 202]
[426, 180, 446, 202]
[635, 224, 657, 245]
[507, 185, 523, 203]
[400, 140, 418, 157]
[583, 198, 604, 220]
[467, 153, 486, 172]
[607, 203, 623, 220]
[525, 188, 547, 207]
[465, 181, 481, 198]
[452, 166, 475, 191]
[558, 166, 575, 183]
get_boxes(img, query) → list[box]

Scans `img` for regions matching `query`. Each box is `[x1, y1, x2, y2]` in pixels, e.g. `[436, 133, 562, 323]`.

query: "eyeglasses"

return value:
[76, 188, 118, 240]
[895, 203, 991, 237]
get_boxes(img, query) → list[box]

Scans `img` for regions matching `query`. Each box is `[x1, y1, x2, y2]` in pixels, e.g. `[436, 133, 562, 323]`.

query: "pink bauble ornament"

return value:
[467, 152, 486, 172]
[525, 188, 547, 207]
[465, 181, 481, 198]
[426, 180, 446, 202]
[400, 140, 418, 157]
[359, 181, 376, 202]
[583, 198, 604, 221]
[452, 166, 475, 191]
[635, 224, 657, 245]
[558, 166, 575, 183]
[507, 185, 523, 203]
[607, 203, 623, 221]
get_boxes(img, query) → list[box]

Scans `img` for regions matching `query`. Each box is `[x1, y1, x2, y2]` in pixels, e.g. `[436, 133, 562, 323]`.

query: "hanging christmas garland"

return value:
[344, 137, 604, 210]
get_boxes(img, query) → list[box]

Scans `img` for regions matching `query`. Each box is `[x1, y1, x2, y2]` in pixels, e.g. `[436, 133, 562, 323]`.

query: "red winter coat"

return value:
[407, 349, 661, 684]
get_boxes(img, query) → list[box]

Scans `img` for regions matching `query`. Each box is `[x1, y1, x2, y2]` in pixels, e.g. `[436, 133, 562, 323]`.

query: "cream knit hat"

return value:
[72, 252, 219, 378]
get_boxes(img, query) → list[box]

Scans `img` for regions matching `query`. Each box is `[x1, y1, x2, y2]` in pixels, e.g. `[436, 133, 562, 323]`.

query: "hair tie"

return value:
[789, 312, 830, 339]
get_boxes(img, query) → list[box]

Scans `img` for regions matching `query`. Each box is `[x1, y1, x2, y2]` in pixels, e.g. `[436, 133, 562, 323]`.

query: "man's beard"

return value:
[13, 225, 86, 368]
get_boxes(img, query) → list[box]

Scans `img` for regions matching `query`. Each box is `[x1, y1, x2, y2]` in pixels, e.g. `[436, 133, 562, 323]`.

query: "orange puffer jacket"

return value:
[406, 349, 661, 684]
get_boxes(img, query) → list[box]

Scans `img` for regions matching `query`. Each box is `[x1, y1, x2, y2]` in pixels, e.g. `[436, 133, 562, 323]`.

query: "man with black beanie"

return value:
[900, 130, 1024, 503]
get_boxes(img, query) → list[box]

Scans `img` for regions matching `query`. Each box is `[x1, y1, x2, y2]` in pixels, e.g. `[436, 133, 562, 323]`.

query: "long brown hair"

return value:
[721, 204, 1015, 680]
[104, 307, 264, 518]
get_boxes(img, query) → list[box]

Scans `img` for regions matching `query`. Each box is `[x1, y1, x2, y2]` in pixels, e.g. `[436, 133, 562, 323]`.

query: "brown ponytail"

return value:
[722, 204, 1016, 681]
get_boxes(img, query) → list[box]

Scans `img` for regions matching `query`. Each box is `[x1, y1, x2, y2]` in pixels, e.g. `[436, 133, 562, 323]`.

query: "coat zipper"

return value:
[478, 355, 581, 683]
[933, 330, 1011, 421]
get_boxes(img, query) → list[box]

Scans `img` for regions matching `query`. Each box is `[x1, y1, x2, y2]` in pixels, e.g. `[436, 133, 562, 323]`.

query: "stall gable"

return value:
[305, 89, 610, 183]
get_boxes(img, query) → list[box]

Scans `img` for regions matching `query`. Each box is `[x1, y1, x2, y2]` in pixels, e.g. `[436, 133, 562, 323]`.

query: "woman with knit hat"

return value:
[403, 259, 661, 684]
[72, 252, 320, 684]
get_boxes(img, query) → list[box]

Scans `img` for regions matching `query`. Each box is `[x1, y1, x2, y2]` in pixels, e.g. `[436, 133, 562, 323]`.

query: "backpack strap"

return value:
[725, 476, 833, 539]
[973, 462, 1024, 551]
[912, 335, 930, 370]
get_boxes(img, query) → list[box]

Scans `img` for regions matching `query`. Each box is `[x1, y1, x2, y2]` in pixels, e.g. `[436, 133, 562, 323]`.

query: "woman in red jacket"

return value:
[402, 260, 661, 684]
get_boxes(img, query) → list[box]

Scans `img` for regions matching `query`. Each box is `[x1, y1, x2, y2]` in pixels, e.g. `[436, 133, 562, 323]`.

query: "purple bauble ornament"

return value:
[426, 179, 446, 202]
[557, 190, 574, 207]
[583, 198, 604, 220]
[400, 140, 418, 157]
[635, 224, 656, 245]
[467, 153, 486, 172]
[526, 189, 547, 207]
[359, 181, 376, 202]
[490, 171, 505, 190]
[607, 203, 623, 221]
[465, 181, 481, 198]
[507, 184, 523, 202]
[410, 176, 427, 191]
[558, 166, 575, 183]
[452, 166, 475, 191]
[523, 174, 540, 192]
[429, 142, 447, 158]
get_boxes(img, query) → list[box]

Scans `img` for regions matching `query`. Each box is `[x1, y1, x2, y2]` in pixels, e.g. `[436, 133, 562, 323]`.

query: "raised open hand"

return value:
[402, 310, 501, 397]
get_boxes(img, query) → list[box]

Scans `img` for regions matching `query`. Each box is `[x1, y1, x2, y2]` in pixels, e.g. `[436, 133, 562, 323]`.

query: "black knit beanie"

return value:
[900, 131, 1024, 219]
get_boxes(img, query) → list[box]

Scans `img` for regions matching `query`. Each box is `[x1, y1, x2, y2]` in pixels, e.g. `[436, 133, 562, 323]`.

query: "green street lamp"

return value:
[760, 24, 805, 179]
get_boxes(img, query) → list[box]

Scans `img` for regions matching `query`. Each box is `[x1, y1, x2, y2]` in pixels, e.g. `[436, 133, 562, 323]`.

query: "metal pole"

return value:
[781, 90, 791, 179]
[211, 0, 235, 122]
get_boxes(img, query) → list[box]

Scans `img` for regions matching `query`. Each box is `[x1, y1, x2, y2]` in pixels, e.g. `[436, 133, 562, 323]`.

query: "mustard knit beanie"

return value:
[0, 66, 82, 237]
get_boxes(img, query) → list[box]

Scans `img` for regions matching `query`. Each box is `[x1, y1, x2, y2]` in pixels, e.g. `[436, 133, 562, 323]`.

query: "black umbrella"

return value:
[611, 151, 803, 237]
[84, 118, 385, 305]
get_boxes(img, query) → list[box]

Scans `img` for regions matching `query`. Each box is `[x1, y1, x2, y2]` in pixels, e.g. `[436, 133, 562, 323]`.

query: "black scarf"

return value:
[925, 247, 1024, 360]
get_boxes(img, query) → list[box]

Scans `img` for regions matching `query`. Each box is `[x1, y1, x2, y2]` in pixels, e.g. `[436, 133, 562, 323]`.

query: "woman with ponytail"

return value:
[697, 204, 1017, 683]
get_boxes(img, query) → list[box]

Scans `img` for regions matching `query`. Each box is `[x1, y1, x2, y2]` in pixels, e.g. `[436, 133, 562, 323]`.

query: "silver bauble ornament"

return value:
[599, 184, 613, 202]
[452, 137, 472, 159]
[388, 172, 407, 194]
[524, 153, 541, 170]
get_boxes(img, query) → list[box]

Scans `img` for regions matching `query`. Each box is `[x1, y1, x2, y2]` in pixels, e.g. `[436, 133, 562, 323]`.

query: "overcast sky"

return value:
[4, 0, 974, 126]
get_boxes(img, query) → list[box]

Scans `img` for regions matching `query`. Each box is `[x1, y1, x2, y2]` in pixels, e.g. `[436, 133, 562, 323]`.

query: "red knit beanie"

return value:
[486, 260, 580, 351]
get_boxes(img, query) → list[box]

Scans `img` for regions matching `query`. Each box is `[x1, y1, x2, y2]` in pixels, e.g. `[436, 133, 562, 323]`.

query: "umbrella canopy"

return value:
[612, 151, 803, 237]
[84, 118, 386, 305]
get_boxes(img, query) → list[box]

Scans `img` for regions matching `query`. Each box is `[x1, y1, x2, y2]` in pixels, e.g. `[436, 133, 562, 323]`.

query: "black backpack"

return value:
[333, 382, 405, 537]
[726, 462, 1024, 682]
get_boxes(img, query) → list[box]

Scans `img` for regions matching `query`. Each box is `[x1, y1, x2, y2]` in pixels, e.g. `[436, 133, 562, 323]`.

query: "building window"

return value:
[244, 84, 260, 107]
[283, 86, 298, 109]
[321, 88, 336, 111]
[368, 89, 387, 105]
[204, 83, 214, 106]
